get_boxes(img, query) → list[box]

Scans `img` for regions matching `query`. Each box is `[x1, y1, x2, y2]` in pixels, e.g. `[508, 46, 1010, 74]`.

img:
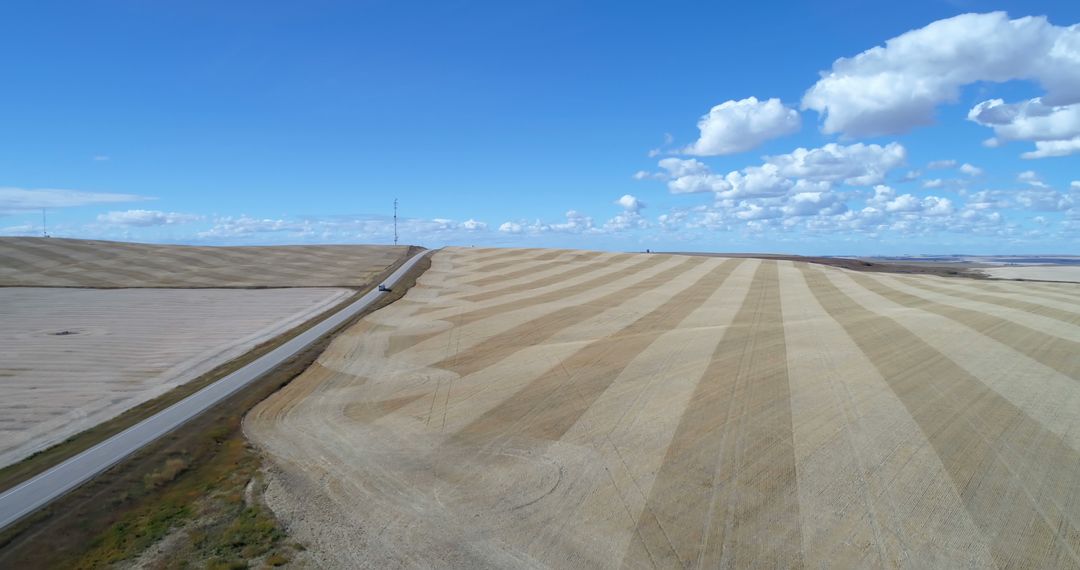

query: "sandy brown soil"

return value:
[246, 247, 1080, 569]
[0, 286, 351, 468]
[0, 237, 407, 288]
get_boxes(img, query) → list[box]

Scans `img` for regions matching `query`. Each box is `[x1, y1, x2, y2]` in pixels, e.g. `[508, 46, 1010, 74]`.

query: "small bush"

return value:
[144, 457, 189, 488]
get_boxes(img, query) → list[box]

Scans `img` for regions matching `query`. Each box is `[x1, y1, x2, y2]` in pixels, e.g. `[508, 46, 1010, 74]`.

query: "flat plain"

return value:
[247, 246, 1080, 569]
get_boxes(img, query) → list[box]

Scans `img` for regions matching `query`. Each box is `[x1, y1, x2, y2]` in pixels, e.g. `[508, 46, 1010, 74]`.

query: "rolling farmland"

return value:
[246, 247, 1080, 568]
[0, 237, 408, 288]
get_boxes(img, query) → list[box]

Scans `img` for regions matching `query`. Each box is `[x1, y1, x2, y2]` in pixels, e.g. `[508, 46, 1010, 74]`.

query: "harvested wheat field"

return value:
[0, 237, 408, 288]
[246, 247, 1080, 569]
[0, 286, 354, 468]
[980, 265, 1080, 283]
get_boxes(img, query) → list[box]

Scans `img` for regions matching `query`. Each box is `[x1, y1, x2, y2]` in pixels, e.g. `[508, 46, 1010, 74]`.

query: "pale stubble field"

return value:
[246, 247, 1080, 569]
[0, 237, 408, 470]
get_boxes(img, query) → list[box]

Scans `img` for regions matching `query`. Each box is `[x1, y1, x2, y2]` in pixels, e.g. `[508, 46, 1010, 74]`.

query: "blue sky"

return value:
[1, 1, 1078, 254]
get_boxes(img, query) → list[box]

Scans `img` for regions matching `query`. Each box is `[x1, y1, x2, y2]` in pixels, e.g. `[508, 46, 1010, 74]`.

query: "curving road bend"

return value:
[0, 249, 430, 531]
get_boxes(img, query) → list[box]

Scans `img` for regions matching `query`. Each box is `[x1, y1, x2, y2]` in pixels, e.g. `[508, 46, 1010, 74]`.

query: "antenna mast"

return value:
[393, 198, 398, 246]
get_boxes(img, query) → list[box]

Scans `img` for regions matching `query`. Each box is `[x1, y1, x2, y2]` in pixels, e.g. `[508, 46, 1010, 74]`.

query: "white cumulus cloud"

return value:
[1017, 170, 1049, 187]
[927, 160, 957, 169]
[802, 12, 1080, 137]
[657, 157, 709, 178]
[615, 194, 645, 213]
[0, 187, 149, 210]
[682, 97, 801, 156]
[969, 97, 1080, 158]
[763, 142, 907, 186]
[1015, 189, 1074, 211]
[1022, 137, 1080, 159]
[959, 163, 984, 176]
[655, 143, 906, 204]
[97, 209, 201, 227]
[498, 221, 523, 234]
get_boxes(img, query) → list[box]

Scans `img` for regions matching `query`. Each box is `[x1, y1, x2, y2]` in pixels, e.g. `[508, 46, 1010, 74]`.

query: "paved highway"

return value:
[0, 250, 430, 531]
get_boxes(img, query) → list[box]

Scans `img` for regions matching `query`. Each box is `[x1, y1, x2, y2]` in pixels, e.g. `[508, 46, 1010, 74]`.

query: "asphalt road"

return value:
[0, 249, 430, 532]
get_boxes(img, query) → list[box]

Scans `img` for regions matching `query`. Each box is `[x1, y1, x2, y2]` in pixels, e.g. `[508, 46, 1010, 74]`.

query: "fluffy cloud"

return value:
[964, 189, 1011, 210]
[198, 214, 484, 241]
[927, 160, 957, 169]
[461, 219, 487, 231]
[1015, 189, 1075, 211]
[802, 12, 1080, 137]
[922, 196, 955, 216]
[498, 221, 523, 234]
[865, 184, 953, 215]
[1017, 170, 1048, 187]
[657, 157, 709, 178]
[969, 98, 1080, 157]
[664, 187, 1001, 240]
[605, 212, 649, 231]
[763, 142, 906, 186]
[607, 195, 648, 230]
[781, 191, 848, 217]
[499, 211, 598, 236]
[720, 164, 792, 199]
[734, 203, 781, 220]
[97, 209, 201, 227]
[656, 159, 725, 194]
[1021, 137, 1080, 159]
[615, 194, 645, 213]
[682, 97, 801, 156]
[0, 187, 148, 210]
[652, 144, 906, 197]
[969, 98, 1080, 141]
[922, 179, 944, 189]
[959, 163, 984, 176]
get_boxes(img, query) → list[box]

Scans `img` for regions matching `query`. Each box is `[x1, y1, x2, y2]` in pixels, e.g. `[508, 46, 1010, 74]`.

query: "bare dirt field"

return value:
[0, 237, 408, 288]
[0, 286, 352, 468]
[979, 265, 1080, 283]
[246, 247, 1080, 569]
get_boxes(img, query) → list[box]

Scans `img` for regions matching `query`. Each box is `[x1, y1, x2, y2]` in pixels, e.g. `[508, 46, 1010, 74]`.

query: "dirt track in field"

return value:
[0, 237, 407, 288]
[246, 247, 1080, 569]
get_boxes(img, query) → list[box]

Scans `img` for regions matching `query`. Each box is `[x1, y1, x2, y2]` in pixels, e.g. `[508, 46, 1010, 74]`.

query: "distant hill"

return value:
[0, 237, 411, 288]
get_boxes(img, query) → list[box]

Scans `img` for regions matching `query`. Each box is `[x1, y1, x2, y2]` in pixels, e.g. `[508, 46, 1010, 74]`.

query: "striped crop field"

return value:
[0, 237, 408, 288]
[245, 247, 1080, 569]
